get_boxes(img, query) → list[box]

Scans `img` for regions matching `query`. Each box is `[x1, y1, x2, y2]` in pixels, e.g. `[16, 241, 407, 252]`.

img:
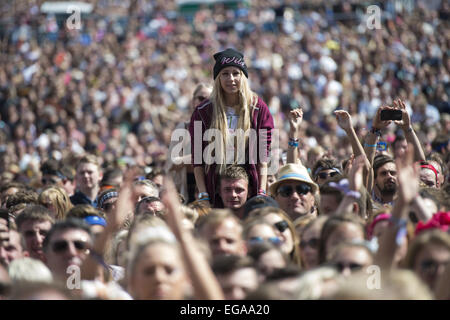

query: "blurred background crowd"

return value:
[0, 0, 449, 301]
[0, 0, 448, 185]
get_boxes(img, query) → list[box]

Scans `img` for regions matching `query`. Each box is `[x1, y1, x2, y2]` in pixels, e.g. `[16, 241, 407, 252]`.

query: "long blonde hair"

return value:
[209, 69, 257, 174]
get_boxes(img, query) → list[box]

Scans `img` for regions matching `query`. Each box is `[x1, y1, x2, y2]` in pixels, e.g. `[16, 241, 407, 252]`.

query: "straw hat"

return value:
[269, 164, 318, 196]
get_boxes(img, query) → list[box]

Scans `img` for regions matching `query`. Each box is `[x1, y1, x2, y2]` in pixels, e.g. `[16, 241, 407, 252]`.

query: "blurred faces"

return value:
[315, 170, 339, 186]
[420, 168, 437, 188]
[130, 243, 187, 300]
[274, 182, 315, 220]
[76, 162, 102, 195]
[375, 162, 397, 196]
[330, 246, 373, 277]
[200, 218, 246, 257]
[44, 229, 91, 281]
[19, 219, 52, 262]
[0, 230, 25, 267]
[320, 193, 341, 216]
[325, 222, 365, 261]
[246, 223, 282, 248]
[191, 86, 212, 110]
[300, 226, 321, 270]
[219, 178, 248, 211]
[394, 139, 408, 159]
[414, 243, 450, 290]
[262, 213, 294, 257]
[217, 267, 258, 300]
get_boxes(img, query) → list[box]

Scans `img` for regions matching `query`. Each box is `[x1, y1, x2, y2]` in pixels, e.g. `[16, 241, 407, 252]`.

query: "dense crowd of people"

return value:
[0, 0, 449, 301]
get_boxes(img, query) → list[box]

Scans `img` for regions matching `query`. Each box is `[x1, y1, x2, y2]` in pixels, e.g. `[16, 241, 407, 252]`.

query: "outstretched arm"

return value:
[81, 168, 136, 281]
[286, 108, 304, 165]
[375, 147, 418, 270]
[162, 178, 224, 300]
[394, 99, 426, 162]
[335, 110, 373, 190]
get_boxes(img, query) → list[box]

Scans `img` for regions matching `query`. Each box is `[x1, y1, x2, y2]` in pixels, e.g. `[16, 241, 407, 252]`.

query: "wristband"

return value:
[364, 143, 377, 148]
[389, 216, 407, 228]
[197, 192, 209, 200]
[370, 127, 381, 137]
[345, 190, 361, 199]
[406, 127, 413, 133]
[258, 189, 266, 195]
[288, 140, 299, 147]
[199, 197, 210, 202]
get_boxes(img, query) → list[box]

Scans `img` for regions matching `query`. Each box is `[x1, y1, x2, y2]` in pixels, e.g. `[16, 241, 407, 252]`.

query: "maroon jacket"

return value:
[189, 96, 274, 207]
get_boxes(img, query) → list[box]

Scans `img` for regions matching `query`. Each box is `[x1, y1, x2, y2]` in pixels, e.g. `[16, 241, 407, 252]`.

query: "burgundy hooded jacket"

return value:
[188, 96, 274, 207]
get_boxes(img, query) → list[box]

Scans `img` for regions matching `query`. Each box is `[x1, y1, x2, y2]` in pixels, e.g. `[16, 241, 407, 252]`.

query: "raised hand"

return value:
[161, 177, 184, 240]
[393, 99, 411, 130]
[334, 110, 353, 132]
[395, 145, 419, 204]
[289, 108, 303, 136]
[349, 154, 365, 192]
[372, 105, 393, 130]
[109, 167, 138, 231]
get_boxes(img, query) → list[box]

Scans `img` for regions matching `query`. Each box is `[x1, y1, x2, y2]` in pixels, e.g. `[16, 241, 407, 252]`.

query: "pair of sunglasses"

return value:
[333, 262, 364, 273]
[317, 171, 339, 180]
[51, 240, 88, 254]
[277, 184, 312, 197]
[300, 238, 319, 250]
[274, 220, 289, 233]
[248, 236, 282, 246]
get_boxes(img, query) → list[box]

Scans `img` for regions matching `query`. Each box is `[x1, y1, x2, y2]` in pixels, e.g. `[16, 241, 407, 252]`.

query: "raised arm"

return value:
[375, 147, 418, 270]
[286, 108, 303, 165]
[81, 169, 136, 281]
[335, 110, 373, 190]
[162, 178, 224, 300]
[394, 99, 426, 162]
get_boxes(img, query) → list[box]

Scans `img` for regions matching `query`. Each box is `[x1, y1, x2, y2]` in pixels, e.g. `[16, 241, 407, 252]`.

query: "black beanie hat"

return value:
[213, 48, 248, 79]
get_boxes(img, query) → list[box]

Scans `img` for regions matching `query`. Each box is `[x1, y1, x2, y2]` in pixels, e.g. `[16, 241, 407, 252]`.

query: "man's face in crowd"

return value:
[136, 198, 165, 217]
[315, 169, 339, 186]
[200, 218, 246, 257]
[44, 228, 91, 281]
[0, 230, 26, 267]
[375, 162, 397, 195]
[420, 168, 437, 188]
[76, 162, 101, 193]
[274, 181, 315, 220]
[19, 219, 52, 262]
[133, 185, 158, 204]
[219, 178, 248, 211]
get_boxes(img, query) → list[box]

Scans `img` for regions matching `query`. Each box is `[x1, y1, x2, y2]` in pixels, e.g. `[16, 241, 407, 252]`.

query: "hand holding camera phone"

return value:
[380, 109, 403, 121]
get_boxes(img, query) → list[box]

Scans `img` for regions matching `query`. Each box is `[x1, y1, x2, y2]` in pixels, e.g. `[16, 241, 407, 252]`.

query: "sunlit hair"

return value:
[38, 186, 73, 220]
[209, 69, 257, 174]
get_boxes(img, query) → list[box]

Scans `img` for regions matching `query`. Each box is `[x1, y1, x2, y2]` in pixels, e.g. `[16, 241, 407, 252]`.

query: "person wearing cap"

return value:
[189, 48, 274, 208]
[269, 164, 319, 221]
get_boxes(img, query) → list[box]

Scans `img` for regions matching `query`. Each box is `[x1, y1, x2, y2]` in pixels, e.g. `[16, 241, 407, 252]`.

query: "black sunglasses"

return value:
[317, 171, 339, 180]
[52, 240, 88, 253]
[274, 220, 289, 233]
[277, 184, 312, 197]
[300, 238, 319, 250]
[333, 262, 363, 273]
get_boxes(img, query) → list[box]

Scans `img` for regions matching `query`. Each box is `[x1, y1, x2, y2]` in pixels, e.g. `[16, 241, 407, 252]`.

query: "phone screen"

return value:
[380, 109, 402, 121]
